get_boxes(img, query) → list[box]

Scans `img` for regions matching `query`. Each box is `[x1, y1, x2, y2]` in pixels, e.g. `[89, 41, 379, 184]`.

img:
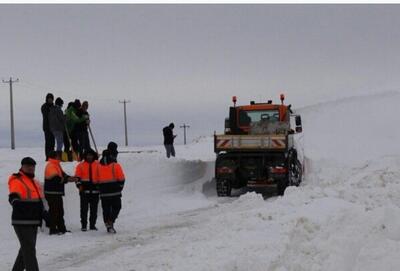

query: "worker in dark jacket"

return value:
[163, 123, 176, 158]
[48, 97, 65, 153]
[8, 157, 44, 271]
[44, 151, 78, 235]
[94, 142, 125, 233]
[75, 101, 91, 157]
[75, 148, 99, 231]
[41, 93, 55, 160]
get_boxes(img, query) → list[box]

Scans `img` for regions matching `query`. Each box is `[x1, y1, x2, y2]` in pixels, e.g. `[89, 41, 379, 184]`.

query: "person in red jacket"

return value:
[75, 148, 100, 231]
[44, 151, 78, 235]
[94, 142, 125, 233]
[8, 157, 44, 271]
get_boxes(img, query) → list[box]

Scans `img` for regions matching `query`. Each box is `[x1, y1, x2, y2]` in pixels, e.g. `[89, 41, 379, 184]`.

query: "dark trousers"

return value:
[164, 144, 175, 158]
[12, 226, 39, 271]
[44, 130, 55, 160]
[79, 130, 90, 157]
[101, 196, 121, 224]
[45, 195, 66, 233]
[71, 130, 81, 155]
[63, 130, 70, 152]
[80, 193, 99, 228]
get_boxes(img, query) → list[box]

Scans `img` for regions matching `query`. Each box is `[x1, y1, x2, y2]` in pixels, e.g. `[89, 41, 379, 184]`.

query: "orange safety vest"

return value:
[95, 163, 125, 184]
[44, 158, 66, 195]
[75, 161, 100, 194]
[8, 171, 44, 225]
[94, 162, 125, 197]
[45, 158, 63, 179]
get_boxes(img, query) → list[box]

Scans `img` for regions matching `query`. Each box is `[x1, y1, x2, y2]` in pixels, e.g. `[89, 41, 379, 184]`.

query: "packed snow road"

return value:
[1, 91, 400, 270]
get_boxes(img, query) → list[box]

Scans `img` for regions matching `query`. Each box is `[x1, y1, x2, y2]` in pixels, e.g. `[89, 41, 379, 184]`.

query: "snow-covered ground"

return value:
[1, 91, 400, 270]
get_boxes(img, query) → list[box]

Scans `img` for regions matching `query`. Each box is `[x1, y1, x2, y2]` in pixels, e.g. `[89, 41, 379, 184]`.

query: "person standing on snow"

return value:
[8, 157, 45, 271]
[48, 97, 66, 155]
[94, 142, 125, 233]
[75, 101, 91, 158]
[41, 93, 55, 161]
[44, 151, 78, 235]
[75, 148, 100, 231]
[65, 99, 86, 157]
[163, 123, 177, 158]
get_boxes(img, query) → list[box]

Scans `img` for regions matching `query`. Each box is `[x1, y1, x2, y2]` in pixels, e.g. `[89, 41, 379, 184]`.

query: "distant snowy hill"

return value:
[0, 91, 400, 270]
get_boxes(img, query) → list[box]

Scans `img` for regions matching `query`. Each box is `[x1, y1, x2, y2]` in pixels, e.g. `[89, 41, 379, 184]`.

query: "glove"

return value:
[66, 176, 80, 183]
[8, 193, 20, 206]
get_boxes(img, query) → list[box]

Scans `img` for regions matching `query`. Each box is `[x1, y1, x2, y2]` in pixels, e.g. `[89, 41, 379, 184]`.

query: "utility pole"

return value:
[180, 123, 190, 145]
[2, 77, 19, 150]
[119, 99, 131, 146]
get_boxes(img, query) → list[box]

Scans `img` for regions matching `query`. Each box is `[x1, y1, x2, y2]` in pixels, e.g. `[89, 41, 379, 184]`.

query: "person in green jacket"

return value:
[65, 99, 87, 156]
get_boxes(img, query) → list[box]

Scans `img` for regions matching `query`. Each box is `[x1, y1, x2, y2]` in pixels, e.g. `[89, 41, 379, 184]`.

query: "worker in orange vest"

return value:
[8, 157, 45, 271]
[95, 142, 125, 233]
[44, 151, 78, 235]
[75, 148, 100, 231]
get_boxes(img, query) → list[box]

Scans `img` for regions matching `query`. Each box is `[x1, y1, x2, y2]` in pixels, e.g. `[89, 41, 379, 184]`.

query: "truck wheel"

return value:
[277, 178, 288, 196]
[216, 179, 232, 197]
[288, 158, 302, 187]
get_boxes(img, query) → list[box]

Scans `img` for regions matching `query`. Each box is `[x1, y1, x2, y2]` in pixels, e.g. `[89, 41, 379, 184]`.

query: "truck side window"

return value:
[239, 111, 251, 126]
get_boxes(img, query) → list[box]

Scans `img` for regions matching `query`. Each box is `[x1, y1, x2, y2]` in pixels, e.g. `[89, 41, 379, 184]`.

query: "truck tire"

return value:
[216, 179, 232, 197]
[287, 148, 302, 187]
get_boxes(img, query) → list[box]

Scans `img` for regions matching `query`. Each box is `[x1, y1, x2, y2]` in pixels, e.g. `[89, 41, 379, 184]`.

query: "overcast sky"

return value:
[1, 4, 400, 148]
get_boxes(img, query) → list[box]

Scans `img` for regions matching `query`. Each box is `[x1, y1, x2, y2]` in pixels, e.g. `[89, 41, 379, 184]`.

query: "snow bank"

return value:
[1, 91, 400, 270]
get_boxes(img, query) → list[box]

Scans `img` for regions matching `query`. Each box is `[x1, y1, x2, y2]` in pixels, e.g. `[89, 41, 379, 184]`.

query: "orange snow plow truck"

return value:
[214, 94, 303, 196]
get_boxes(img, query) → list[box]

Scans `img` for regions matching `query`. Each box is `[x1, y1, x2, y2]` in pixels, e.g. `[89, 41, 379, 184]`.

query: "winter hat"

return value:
[21, 157, 36, 166]
[74, 99, 81, 109]
[48, 150, 59, 159]
[83, 148, 98, 160]
[55, 97, 64, 106]
[46, 93, 54, 101]
[107, 141, 118, 155]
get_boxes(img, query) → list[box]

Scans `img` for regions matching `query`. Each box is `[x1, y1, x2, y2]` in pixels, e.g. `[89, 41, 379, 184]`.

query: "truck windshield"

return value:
[239, 110, 279, 126]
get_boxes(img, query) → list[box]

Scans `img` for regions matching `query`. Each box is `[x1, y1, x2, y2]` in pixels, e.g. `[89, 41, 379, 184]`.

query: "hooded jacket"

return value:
[163, 126, 174, 145]
[48, 105, 66, 133]
[65, 106, 86, 134]
[94, 150, 125, 198]
[41, 93, 54, 132]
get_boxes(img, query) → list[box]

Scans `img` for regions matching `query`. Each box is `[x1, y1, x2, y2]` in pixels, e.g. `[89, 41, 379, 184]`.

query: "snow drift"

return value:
[1, 91, 400, 270]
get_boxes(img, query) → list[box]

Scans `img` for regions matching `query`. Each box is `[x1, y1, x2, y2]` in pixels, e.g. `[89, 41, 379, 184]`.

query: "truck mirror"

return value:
[225, 118, 230, 129]
[295, 116, 302, 126]
[229, 107, 239, 133]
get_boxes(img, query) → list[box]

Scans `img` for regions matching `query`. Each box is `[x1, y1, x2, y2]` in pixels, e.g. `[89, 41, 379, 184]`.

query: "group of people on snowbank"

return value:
[7, 142, 126, 271]
[41, 93, 91, 161]
[43, 92, 179, 161]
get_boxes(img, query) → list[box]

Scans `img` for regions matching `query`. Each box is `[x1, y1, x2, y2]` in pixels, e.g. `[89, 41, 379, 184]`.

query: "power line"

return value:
[180, 123, 190, 145]
[2, 77, 19, 150]
[119, 99, 131, 146]
[19, 80, 115, 103]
